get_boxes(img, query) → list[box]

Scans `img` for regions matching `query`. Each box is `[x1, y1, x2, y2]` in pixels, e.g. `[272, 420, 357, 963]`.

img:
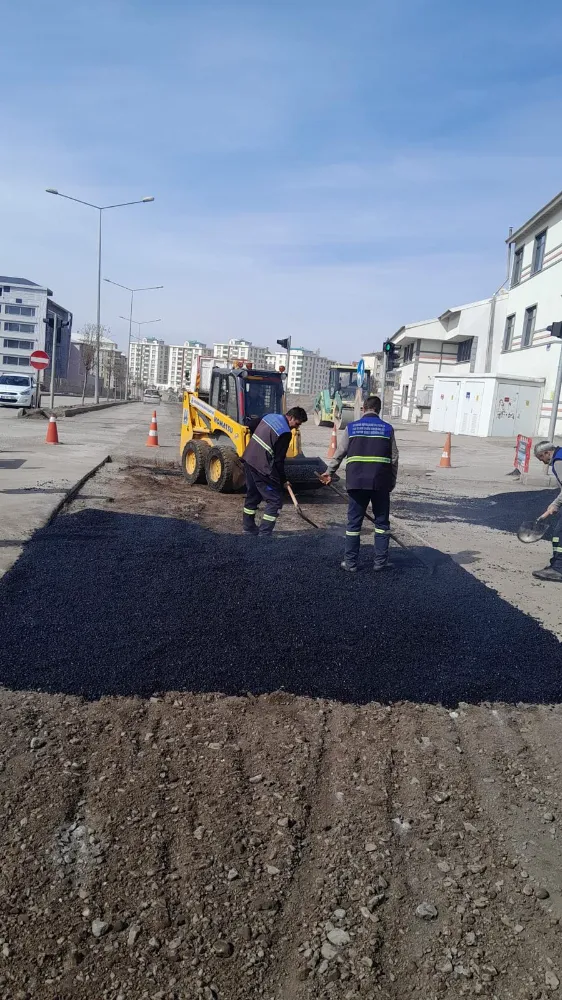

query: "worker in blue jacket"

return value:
[320, 396, 399, 572]
[242, 407, 308, 535]
[533, 440, 562, 581]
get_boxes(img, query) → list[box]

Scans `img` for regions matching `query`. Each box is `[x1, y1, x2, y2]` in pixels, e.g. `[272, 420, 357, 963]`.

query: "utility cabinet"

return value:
[428, 374, 544, 438]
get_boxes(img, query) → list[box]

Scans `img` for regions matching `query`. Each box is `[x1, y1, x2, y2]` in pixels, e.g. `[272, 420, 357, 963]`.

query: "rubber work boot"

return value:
[373, 561, 393, 573]
[532, 566, 562, 582]
[340, 561, 358, 573]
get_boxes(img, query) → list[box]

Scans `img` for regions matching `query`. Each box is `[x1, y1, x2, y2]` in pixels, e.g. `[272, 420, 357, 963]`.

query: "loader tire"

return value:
[181, 440, 210, 485]
[205, 445, 238, 493]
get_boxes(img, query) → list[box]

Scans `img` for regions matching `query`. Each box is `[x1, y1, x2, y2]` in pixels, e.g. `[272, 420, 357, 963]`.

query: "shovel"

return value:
[517, 518, 549, 543]
[285, 481, 320, 529]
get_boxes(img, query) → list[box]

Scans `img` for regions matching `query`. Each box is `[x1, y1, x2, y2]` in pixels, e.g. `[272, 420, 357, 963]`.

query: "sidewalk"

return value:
[0, 403, 181, 577]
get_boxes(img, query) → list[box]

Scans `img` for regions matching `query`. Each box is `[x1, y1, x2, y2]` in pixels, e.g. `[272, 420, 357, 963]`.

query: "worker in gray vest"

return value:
[320, 395, 399, 572]
[533, 440, 562, 582]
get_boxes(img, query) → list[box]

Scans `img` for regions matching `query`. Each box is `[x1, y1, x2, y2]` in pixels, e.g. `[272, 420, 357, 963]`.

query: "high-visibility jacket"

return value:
[242, 413, 292, 484]
[326, 413, 398, 492]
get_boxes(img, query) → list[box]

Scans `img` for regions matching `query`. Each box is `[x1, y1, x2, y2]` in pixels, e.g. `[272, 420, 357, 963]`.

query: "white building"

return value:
[129, 337, 170, 389]
[167, 341, 212, 390]
[213, 338, 269, 368]
[266, 347, 331, 394]
[389, 297, 494, 422]
[494, 190, 562, 435]
[72, 332, 127, 396]
[0, 276, 72, 381]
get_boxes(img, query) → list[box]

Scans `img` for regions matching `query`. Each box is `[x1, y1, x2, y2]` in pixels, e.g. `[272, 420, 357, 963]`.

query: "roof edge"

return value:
[507, 189, 562, 244]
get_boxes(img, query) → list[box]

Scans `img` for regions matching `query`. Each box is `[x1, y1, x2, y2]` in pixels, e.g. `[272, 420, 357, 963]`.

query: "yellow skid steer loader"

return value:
[180, 364, 326, 492]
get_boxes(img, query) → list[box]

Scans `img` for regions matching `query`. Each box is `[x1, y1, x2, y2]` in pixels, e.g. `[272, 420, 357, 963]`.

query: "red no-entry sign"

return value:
[29, 350, 50, 371]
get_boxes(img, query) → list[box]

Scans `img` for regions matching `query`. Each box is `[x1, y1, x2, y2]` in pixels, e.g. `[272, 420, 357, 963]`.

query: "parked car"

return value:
[143, 388, 161, 405]
[0, 373, 36, 407]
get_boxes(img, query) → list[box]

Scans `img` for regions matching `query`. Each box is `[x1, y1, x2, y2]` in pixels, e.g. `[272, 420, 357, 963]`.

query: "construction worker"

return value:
[242, 407, 308, 535]
[319, 395, 399, 572]
[533, 440, 562, 582]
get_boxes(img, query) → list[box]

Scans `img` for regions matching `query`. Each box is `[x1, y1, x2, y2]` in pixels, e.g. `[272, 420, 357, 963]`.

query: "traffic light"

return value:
[383, 339, 400, 371]
[547, 322, 562, 339]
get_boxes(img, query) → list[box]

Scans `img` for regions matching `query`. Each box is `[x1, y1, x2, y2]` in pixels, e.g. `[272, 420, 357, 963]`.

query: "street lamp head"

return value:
[142, 196, 155, 203]
[46, 188, 59, 195]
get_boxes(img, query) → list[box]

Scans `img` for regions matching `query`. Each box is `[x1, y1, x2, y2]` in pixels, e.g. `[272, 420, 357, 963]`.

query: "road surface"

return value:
[0, 408, 561, 999]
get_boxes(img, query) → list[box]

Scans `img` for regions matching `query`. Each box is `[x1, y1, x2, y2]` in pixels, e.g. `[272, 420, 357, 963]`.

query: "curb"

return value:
[20, 400, 132, 420]
[46, 455, 112, 525]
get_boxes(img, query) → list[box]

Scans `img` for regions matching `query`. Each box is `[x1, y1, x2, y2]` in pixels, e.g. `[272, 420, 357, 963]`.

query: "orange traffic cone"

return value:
[438, 432, 452, 468]
[45, 414, 59, 445]
[145, 409, 159, 447]
[327, 423, 338, 459]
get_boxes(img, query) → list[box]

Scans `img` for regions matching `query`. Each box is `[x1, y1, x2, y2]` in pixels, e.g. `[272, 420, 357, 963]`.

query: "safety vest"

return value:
[551, 446, 562, 487]
[345, 414, 394, 491]
[242, 413, 291, 482]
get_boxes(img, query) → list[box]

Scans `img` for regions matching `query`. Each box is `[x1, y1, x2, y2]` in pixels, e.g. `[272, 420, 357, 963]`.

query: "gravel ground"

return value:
[0, 460, 562, 999]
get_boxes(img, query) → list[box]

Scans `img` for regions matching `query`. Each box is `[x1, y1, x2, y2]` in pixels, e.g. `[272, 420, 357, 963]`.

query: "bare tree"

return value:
[78, 324, 97, 404]
[104, 350, 116, 401]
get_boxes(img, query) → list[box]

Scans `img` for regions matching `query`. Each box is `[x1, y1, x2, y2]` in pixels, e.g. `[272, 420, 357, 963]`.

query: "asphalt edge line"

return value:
[46, 454, 112, 525]
[390, 513, 451, 573]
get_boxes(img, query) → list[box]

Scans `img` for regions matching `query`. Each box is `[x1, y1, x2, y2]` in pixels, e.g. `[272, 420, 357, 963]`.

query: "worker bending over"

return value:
[533, 440, 562, 582]
[242, 407, 308, 535]
[320, 396, 399, 572]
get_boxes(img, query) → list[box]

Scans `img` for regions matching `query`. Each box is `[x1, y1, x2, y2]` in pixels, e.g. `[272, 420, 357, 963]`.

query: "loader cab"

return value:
[209, 367, 285, 431]
[328, 366, 371, 400]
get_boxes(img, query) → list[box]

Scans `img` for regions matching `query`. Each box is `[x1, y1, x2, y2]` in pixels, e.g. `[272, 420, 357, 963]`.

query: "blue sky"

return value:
[2, 0, 562, 359]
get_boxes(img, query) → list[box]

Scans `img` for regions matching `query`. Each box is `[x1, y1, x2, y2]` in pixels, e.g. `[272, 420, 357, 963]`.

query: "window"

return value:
[4, 322, 36, 333]
[512, 247, 524, 286]
[4, 305, 36, 317]
[402, 385, 409, 405]
[18, 356, 30, 366]
[3, 286, 10, 293]
[522, 305, 537, 347]
[2, 355, 19, 366]
[15, 298, 22, 304]
[403, 343, 414, 364]
[503, 314, 515, 351]
[532, 230, 547, 274]
[3, 338, 34, 350]
[456, 338, 473, 363]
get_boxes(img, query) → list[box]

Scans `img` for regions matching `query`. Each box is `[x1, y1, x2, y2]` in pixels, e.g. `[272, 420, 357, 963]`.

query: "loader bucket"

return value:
[285, 455, 327, 491]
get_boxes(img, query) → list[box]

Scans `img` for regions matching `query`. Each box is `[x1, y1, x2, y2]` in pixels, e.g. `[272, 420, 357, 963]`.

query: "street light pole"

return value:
[96, 209, 102, 403]
[104, 279, 163, 398]
[45, 188, 155, 404]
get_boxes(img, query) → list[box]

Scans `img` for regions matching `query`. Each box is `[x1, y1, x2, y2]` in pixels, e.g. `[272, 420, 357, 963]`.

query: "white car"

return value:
[143, 388, 161, 404]
[0, 373, 36, 407]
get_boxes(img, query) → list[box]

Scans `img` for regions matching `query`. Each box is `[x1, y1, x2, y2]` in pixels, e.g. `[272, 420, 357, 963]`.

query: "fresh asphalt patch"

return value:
[0, 508, 560, 706]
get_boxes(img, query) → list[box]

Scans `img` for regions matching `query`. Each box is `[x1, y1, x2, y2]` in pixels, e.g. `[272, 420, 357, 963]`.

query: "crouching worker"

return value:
[242, 407, 308, 535]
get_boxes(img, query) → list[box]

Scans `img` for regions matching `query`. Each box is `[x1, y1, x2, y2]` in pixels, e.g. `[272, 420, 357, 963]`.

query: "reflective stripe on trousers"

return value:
[551, 512, 562, 568]
[344, 489, 391, 569]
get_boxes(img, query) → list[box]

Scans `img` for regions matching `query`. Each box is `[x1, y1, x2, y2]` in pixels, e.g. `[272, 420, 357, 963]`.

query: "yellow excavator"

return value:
[180, 362, 326, 492]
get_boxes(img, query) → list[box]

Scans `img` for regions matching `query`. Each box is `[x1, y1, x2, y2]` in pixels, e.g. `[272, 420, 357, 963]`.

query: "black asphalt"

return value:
[0, 508, 561, 706]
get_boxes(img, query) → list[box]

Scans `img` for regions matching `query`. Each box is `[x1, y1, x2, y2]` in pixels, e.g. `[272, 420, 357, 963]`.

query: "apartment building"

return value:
[266, 347, 331, 394]
[213, 339, 269, 368]
[167, 341, 212, 390]
[494, 190, 562, 434]
[129, 337, 170, 389]
[0, 276, 72, 380]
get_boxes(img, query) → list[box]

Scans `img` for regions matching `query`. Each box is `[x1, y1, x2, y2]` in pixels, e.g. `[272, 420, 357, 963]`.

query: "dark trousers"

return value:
[551, 510, 562, 570]
[243, 465, 284, 534]
[345, 489, 391, 568]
